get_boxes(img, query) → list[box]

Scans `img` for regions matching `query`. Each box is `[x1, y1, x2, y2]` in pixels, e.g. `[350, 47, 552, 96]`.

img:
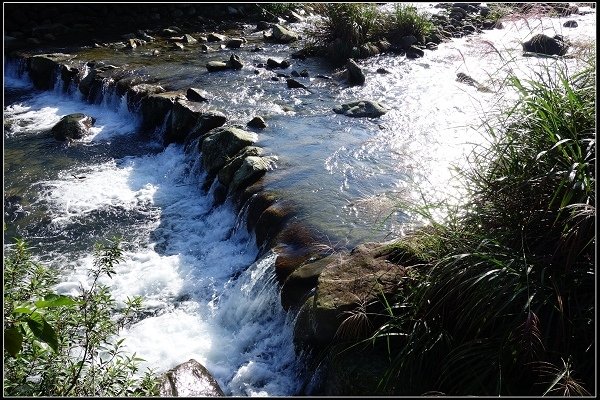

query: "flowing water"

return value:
[3, 5, 595, 396]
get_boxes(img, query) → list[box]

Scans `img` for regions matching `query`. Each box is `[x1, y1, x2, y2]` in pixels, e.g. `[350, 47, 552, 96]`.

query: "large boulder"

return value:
[522, 33, 569, 56]
[51, 113, 95, 141]
[126, 83, 165, 110]
[28, 53, 76, 90]
[183, 111, 228, 151]
[270, 24, 299, 43]
[333, 101, 388, 118]
[201, 127, 258, 175]
[294, 243, 405, 347]
[281, 254, 337, 311]
[159, 359, 224, 397]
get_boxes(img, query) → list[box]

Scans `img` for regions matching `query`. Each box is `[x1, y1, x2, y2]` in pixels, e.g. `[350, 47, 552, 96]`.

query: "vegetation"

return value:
[3, 237, 160, 396]
[308, 3, 432, 64]
[387, 4, 434, 44]
[364, 59, 596, 395]
[251, 3, 302, 22]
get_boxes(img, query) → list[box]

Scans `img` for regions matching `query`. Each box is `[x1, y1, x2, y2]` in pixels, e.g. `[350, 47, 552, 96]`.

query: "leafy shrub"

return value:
[3, 237, 159, 396]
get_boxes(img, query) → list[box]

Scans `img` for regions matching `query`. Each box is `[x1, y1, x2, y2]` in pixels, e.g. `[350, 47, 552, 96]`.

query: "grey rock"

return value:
[201, 127, 258, 174]
[247, 116, 267, 129]
[226, 38, 244, 48]
[286, 78, 307, 89]
[333, 100, 388, 118]
[206, 61, 229, 72]
[186, 87, 210, 102]
[346, 58, 365, 86]
[159, 359, 224, 397]
[207, 32, 226, 42]
[271, 24, 299, 43]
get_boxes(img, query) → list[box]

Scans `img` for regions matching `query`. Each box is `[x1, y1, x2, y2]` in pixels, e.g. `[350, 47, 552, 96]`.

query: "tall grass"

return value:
[371, 59, 596, 395]
[387, 4, 433, 44]
[308, 3, 381, 64]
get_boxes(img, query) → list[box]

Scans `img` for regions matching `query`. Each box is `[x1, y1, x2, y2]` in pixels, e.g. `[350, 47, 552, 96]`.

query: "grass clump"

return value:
[368, 59, 596, 396]
[387, 4, 434, 44]
[308, 3, 382, 64]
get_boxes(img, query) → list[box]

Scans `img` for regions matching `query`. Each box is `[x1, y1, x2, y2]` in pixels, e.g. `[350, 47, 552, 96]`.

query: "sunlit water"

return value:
[3, 5, 595, 396]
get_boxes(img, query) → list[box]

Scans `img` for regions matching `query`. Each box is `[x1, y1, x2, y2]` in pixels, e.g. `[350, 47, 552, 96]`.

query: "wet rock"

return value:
[333, 100, 388, 118]
[355, 42, 380, 59]
[173, 42, 185, 51]
[226, 38, 244, 48]
[51, 113, 95, 141]
[400, 35, 418, 49]
[140, 91, 184, 131]
[522, 33, 569, 56]
[218, 146, 264, 186]
[254, 200, 295, 249]
[200, 44, 210, 52]
[563, 20, 578, 28]
[127, 83, 166, 110]
[201, 127, 258, 175]
[256, 21, 272, 31]
[168, 99, 223, 144]
[227, 54, 244, 70]
[346, 58, 365, 86]
[291, 70, 300, 77]
[247, 116, 267, 129]
[376, 67, 390, 74]
[270, 24, 299, 43]
[300, 69, 310, 78]
[206, 61, 229, 72]
[207, 32, 226, 42]
[159, 359, 224, 397]
[184, 111, 228, 149]
[286, 78, 307, 89]
[281, 254, 334, 311]
[183, 34, 197, 44]
[266, 58, 290, 69]
[406, 45, 425, 58]
[456, 72, 493, 93]
[28, 53, 76, 90]
[229, 155, 277, 194]
[294, 243, 405, 347]
[186, 87, 210, 102]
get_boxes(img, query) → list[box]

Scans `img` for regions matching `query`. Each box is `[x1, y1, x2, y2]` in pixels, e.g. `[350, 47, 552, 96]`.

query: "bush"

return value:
[3, 237, 160, 396]
[371, 59, 595, 395]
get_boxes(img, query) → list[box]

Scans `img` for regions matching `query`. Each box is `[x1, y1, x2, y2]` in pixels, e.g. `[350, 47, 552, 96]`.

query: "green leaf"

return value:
[26, 312, 59, 352]
[13, 307, 33, 314]
[34, 293, 77, 308]
[4, 327, 24, 357]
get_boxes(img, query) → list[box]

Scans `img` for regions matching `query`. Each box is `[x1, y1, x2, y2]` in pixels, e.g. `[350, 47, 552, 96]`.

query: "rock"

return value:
[356, 42, 380, 58]
[266, 58, 283, 69]
[456, 72, 493, 93]
[285, 10, 304, 23]
[28, 53, 75, 90]
[201, 127, 258, 175]
[140, 91, 183, 131]
[522, 33, 568, 56]
[168, 99, 215, 144]
[256, 21, 272, 31]
[247, 116, 267, 129]
[162, 28, 179, 36]
[200, 44, 210, 52]
[183, 34, 197, 44]
[51, 113, 95, 141]
[376, 67, 390, 74]
[406, 45, 425, 58]
[173, 42, 185, 51]
[227, 54, 243, 70]
[286, 78, 307, 89]
[271, 24, 299, 43]
[126, 84, 166, 110]
[426, 42, 438, 50]
[400, 35, 418, 49]
[218, 146, 264, 186]
[291, 70, 300, 77]
[563, 20, 578, 28]
[333, 100, 388, 118]
[281, 254, 335, 311]
[229, 155, 277, 193]
[184, 111, 228, 149]
[137, 30, 155, 42]
[186, 87, 210, 102]
[207, 32, 226, 42]
[345, 59, 365, 86]
[300, 69, 309, 78]
[159, 359, 224, 397]
[206, 61, 229, 72]
[294, 243, 405, 346]
[226, 38, 244, 48]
